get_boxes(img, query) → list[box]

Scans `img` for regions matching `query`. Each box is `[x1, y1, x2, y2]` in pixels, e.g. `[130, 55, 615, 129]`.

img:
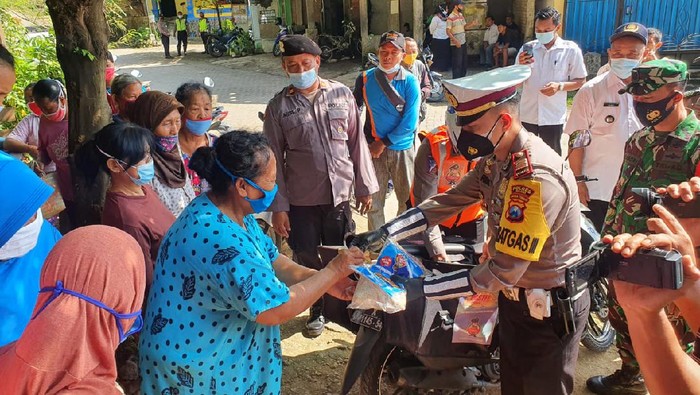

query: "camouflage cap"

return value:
[619, 59, 689, 95]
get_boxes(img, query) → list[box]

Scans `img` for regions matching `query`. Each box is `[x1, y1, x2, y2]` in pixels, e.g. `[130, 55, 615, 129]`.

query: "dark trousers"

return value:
[585, 199, 609, 232]
[523, 122, 564, 156]
[498, 289, 590, 395]
[177, 30, 188, 55]
[450, 44, 468, 78]
[160, 34, 171, 57]
[288, 202, 355, 313]
[431, 38, 451, 71]
[201, 32, 209, 52]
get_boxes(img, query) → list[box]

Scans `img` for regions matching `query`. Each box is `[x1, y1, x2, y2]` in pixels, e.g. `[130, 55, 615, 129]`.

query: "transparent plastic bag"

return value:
[348, 241, 427, 313]
[452, 293, 499, 345]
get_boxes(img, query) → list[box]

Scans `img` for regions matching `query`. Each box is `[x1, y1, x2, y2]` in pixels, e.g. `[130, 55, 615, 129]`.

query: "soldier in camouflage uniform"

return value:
[587, 59, 700, 394]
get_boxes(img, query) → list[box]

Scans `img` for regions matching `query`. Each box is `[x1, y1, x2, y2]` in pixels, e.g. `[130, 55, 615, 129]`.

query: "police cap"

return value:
[279, 34, 322, 57]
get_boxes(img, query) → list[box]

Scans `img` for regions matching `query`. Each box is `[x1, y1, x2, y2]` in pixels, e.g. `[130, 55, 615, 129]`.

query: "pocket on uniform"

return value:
[286, 112, 314, 149]
[328, 109, 349, 141]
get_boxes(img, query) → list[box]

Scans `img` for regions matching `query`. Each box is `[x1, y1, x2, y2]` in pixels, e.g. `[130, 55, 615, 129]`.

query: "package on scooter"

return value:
[452, 293, 498, 345]
[348, 241, 427, 313]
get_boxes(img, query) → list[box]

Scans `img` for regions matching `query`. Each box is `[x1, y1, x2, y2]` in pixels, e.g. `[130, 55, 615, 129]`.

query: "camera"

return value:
[566, 243, 683, 294]
[632, 187, 700, 218]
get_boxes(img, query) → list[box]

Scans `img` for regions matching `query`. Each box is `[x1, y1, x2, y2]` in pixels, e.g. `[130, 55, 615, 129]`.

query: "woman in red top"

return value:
[175, 82, 216, 195]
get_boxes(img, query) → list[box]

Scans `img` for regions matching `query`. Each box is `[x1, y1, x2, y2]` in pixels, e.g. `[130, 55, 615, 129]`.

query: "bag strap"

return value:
[374, 69, 406, 115]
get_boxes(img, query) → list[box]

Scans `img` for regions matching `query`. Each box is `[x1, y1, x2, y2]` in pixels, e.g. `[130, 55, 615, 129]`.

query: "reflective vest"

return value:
[411, 126, 485, 228]
[176, 18, 187, 32]
[225, 19, 234, 30]
[199, 18, 208, 32]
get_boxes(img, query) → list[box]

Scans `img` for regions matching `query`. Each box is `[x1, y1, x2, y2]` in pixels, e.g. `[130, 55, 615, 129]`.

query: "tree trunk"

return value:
[46, 0, 113, 229]
[215, 3, 222, 30]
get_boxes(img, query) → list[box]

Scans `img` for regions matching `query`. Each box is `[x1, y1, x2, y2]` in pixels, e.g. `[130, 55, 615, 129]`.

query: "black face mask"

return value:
[457, 116, 504, 160]
[634, 92, 678, 127]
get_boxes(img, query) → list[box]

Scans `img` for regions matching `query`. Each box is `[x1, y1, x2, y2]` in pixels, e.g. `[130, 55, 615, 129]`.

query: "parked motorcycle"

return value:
[323, 130, 611, 394]
[318, 20, 361, 62]
[207, 27, 248, 58]
[272, 19, 290, 57]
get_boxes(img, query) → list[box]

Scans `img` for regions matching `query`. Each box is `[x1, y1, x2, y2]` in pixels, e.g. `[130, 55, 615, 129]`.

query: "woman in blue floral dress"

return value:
[139, 130, 361, 395]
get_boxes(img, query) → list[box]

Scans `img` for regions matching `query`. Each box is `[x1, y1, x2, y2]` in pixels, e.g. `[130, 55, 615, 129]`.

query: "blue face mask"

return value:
[609, 58, 641, 79]
[535, 31, 556, 45]
[185, 118, 213, 136]
[128, 160, 155, 186]
[288, 68, 318, 89]
[33, 280, 143, 343]
[215, 158, 278, 213]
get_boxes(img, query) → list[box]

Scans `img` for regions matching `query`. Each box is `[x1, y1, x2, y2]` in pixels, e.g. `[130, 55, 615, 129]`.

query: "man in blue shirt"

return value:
[353, 31, 421, 230]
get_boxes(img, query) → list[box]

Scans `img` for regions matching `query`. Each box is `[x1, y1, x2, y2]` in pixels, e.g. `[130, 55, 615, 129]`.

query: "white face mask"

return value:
[609, 58, 641, 79]
[535, 31, 556, 45]
[378, 63, 401, 74]
[0, 209, 43, 261]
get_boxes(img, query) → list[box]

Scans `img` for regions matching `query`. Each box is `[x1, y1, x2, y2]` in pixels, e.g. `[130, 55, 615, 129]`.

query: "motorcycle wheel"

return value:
[427, 81, 445, 103]
[320, 45, 334, 62]
[354, 40, 362, 58]
[209, 42, 225, 58]
[581, 279, 616, 352]
[273, 42, 281, 56]
[360, 339, 403, 395]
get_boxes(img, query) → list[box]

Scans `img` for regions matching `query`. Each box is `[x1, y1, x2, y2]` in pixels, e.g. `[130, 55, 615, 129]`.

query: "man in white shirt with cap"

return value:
[565, 22, 646, 231]
[517, 6, 587, 155]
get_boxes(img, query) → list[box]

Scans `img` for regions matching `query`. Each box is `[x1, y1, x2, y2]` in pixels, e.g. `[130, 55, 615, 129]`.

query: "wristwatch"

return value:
[558, 82, 565, 91]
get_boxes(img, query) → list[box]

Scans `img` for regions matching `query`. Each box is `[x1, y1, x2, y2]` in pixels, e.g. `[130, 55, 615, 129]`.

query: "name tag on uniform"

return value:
[603, 102, 619, 107]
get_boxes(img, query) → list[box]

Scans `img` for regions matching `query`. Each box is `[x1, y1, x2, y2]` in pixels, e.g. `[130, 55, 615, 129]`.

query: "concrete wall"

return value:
[513, 0, 535, 41]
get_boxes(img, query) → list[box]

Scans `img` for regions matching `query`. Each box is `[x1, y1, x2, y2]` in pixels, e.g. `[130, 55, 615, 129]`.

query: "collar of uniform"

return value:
[286, 78, 329, 96]
[510, 127, 529, 153]
[605, 71, 626, 89]
[666, 111, 700, 142]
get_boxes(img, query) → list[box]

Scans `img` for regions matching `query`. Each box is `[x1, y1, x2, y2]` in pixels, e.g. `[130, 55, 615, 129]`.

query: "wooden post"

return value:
[359, 0, 368, 54]
[412, 0, 422, 45]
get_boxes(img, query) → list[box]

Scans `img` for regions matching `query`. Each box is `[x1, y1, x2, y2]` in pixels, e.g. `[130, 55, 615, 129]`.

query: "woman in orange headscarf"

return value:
[0, 225, 145, 394]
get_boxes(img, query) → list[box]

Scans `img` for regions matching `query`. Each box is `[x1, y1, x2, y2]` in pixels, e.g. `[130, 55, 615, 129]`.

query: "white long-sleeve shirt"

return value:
[483, 24, 499, 45]
[429, 15, 448, 40]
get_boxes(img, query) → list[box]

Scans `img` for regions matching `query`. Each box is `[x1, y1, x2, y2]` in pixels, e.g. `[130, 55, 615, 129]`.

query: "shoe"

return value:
[304, 314, 325, 338]
[165, 55, 174, 59]
[586, 370, 647, 394]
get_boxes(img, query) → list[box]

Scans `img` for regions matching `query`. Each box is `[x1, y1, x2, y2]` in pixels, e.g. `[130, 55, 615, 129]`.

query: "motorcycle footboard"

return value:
[341, 326, 382, 395]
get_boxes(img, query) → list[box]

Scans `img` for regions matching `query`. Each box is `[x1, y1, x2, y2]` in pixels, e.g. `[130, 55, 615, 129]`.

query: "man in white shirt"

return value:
[480, 15, 499, 67]
[565, 23, 646, 231]
[516, 6, 587, 155]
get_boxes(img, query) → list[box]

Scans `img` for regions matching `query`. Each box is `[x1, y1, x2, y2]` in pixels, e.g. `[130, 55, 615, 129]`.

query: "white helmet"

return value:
[445, 107, 462, 150]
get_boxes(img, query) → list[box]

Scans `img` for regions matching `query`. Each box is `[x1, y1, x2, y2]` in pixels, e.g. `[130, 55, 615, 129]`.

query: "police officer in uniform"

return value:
[175, 11, 188, 56]
[198, 12, 210, 54]
[410, 108, 485, 262]
[264, 35, 379, 337]
[353, 66, 590, 395]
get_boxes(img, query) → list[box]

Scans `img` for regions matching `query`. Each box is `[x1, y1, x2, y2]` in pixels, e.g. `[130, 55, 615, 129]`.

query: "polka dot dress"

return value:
[139, 194, 290, 395]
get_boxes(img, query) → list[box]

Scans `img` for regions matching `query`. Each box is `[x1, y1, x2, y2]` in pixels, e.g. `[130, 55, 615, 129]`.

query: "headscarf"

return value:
[0, 225, 146, 394]
[128, 91, 187, 188]
[0, 151, 53, 248]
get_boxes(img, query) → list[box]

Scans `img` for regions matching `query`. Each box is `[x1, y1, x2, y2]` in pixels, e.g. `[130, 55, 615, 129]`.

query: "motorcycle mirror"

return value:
[367, 53, 379, 66]
[565, 129, 592, 160]
[694, 56, 700, 64]
[204, 77, 215, 88]
[130, 69, 143, 78]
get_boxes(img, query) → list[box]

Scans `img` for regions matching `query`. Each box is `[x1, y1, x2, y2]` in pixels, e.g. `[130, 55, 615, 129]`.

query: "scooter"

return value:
[324, 131, 609, 394]
[202, 77, 230, 134]
[272, 18, 290, 57]
[318, 20, 361, 62]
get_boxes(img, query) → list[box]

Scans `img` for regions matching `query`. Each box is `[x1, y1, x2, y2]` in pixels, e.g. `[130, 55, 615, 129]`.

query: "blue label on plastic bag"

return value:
[374, 242, 426, 279]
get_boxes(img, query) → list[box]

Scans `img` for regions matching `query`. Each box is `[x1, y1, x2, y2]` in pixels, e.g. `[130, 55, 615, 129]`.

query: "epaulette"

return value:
[511, 149, 533, 179]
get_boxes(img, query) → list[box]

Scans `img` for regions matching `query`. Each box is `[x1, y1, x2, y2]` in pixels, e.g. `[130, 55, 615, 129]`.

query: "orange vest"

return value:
[411, 126, 485, 228]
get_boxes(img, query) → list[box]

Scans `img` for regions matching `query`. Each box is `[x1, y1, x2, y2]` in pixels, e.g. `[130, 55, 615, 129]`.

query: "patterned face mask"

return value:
[32, 280, 143, 343]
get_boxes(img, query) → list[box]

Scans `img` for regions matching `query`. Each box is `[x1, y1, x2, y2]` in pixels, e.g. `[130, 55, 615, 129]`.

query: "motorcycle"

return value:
[364, 50, 444, 103]
[323, 130, 612, 394]
[318, 20, 361, 62]
[272, 19, 290, 57]
[420, 47, 445, 103]
[206, 27, 248, 58]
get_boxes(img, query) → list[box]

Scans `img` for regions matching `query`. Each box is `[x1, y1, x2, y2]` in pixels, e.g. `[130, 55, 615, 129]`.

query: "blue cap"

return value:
[0, 152, 53, 248]
[610, 22, 648, 45]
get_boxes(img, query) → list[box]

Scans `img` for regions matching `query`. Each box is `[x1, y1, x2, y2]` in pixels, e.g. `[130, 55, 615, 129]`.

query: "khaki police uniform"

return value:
[375, 65, 590, 394]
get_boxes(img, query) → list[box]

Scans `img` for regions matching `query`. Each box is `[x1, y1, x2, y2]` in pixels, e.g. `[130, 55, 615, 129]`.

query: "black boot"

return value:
[586, 369, 647, 394]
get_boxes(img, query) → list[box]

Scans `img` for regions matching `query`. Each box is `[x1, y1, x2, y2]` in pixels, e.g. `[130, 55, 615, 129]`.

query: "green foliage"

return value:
[230, 31, 254, 57]
[73, 47, 97, 61]
[115, 27, 153, 48]
[105, 0, 128, 42]
[0, 9, 63, 129]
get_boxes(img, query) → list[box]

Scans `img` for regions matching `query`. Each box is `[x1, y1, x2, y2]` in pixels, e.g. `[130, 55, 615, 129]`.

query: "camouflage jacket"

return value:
[603, 112, 700, 236]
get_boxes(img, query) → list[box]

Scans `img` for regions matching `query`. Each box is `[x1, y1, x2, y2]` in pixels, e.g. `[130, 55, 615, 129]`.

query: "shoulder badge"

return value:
[511, 150, 533, 179]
